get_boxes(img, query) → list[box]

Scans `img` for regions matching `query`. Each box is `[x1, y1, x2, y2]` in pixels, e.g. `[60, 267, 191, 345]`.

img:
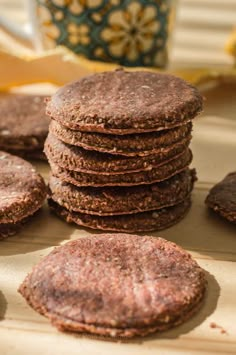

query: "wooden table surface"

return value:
[0, 1, 236, 355]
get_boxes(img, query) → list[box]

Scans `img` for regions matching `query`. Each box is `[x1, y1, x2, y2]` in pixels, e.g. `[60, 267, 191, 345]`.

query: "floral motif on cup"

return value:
[36, 0, 170, 67]
[69, 0, 103, 15]
[67, 23, 90, 45]
[101, 1, 160, 62]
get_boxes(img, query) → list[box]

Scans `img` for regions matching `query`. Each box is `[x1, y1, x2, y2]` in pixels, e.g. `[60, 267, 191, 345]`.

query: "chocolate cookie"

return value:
[19, 233, 206, 337]
[0, 94, 49, 158]
[5, 148, 46, 161]
[0, 151, 46, 238]
[44, 132, 191, 175]
[0, 220, 25, 240]
[46, 70, 202, 134]
[49, 169, 195, 216]
[0, 215, 34, 240]
[49, 119, 192, 157]
[205, 172, 236, 223]
[50, 149, 192, 187]
[48, 197, 191, 232]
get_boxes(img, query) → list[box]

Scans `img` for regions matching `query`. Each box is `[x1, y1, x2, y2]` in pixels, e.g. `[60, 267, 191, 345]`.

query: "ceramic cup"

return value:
[0, 0, 176, 67]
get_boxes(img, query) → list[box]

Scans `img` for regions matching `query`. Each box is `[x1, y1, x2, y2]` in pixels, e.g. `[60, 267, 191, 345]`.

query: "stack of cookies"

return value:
[45, 70, 202, 232]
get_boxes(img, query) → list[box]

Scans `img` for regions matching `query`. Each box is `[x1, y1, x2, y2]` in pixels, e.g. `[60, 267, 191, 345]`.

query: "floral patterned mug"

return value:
[0, 0, 176, 68]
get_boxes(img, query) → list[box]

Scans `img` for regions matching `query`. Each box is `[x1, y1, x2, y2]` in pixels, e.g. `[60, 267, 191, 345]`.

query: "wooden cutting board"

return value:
[0, 81, 236, 354]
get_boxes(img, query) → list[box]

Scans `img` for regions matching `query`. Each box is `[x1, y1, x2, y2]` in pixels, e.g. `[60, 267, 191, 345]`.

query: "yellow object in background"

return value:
[0, 45, 236, 91]
[225, 27, 236, 63]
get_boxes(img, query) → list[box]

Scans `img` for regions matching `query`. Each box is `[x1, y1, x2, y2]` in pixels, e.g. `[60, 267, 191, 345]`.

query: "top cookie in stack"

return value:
[45, 69, 202, 232]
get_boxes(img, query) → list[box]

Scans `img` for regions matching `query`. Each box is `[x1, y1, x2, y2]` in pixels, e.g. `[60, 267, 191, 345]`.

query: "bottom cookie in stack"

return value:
[48, 169, 195, 232]
[48, 198, 191, 233]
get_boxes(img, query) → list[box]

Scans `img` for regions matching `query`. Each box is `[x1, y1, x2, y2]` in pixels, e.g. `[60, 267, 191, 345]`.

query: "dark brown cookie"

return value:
[48, 197, 191, 232]
[19, 233, 206, 337]
[49, 119, 192, 157]
[5, 148, 47, 161]
[0, 220, 24, 240]
[49, 169, 195, 216]
[205, 172, 236, 223]
[44, 132, 191, 175]
[46, 70, 202, 134]
[50, 148, 192, 187]
[0, 94, 50, 159]
[0, 151, 46, 226]
[0, 214, 35, 240]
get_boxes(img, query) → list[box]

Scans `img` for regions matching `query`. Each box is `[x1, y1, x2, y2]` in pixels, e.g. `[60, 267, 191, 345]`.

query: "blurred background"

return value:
[0, 0, 235, 68]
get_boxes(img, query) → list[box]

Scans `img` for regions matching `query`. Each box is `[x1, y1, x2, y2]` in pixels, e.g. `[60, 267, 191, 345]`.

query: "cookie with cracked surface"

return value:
[49, 119, 192, 157]
[49, 149, 192, 187]
[48, 197, 191, 232]
[19, 233, 206, 338]
[46, 70, 202, 134]
[205, 172, 236, 224]
[44, 132, 191, 175]
[48, 169, 196, 216]
[0, 94, 50, 160]
[0, 151, 46, 238]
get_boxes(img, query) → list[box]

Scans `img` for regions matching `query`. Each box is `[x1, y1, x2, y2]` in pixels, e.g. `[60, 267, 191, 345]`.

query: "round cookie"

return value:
[48, 197, 191, 232]
[49, 148, 192, 187]
[205, 172, 236, 223]
[46, 70, 203, 134]
[49, 169, 195, 216]
[44, 132, 191, 175]
[0, 94, 50, 157]
[0, 151, 46, 237]
[49, 119, 192, 157]
[19, 233, 206, 337]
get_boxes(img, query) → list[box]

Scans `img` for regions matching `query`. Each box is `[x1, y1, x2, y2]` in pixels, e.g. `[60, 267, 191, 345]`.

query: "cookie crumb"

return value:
[210, 322, 228, 335]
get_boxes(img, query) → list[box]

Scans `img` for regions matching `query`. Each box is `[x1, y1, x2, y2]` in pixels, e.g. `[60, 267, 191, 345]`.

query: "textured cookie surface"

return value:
[19, 233, 206, 337]
[49, 120, 192, 157]
[49, 197, 191, 232]
[0, 94, 49, 152]
[45, 132, 190, 175]
[50, 148, 192, 187]
[46, 70, 202, 134]
[205, 172, 236, 223]
[0, 151, 46, 224]
[49, 169, 195, 216]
